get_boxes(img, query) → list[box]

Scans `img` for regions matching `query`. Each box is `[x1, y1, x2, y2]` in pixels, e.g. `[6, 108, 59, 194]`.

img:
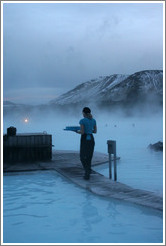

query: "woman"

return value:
[77, 107, 97, 180]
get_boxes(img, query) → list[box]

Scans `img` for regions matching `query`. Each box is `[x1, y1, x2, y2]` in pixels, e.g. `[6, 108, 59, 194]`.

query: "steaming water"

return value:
[94, 115, 163, 195]
[3, 171, 163, 243]
[3, 112, 163, 243]
[4, 112, 163, 193]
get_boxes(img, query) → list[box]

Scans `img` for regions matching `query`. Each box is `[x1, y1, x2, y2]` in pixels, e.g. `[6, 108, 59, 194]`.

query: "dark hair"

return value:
[82, 107, 91, 114]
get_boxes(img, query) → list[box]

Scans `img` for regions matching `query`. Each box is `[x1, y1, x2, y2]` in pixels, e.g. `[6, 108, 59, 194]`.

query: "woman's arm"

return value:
[76, 124, 84, 134]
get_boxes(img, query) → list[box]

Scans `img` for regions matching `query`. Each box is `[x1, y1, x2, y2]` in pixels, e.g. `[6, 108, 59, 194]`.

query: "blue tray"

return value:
[64, 126, 80, 132]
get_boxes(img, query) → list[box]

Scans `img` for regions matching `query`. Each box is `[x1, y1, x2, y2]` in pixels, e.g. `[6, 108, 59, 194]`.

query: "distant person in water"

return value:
[76, 107, 97, 180]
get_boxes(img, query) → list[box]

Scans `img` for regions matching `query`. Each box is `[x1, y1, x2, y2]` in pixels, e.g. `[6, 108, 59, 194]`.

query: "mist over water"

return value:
[3, 107, 163, 243]
[3, 107, 163, 194]
[3, 106, 163, 149]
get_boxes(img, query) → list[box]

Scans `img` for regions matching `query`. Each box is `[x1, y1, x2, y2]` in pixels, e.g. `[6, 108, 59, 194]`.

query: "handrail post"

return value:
[107, 140, 117, 181]
[108, 151, 112, 179]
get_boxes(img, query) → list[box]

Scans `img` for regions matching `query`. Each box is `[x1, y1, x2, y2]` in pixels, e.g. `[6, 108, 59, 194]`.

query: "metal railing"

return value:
[107, 140, 117, 181]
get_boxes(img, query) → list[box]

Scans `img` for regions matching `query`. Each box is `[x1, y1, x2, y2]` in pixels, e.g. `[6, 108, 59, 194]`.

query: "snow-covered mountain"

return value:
[50, 70, 163, 108]
[3, 70, 163, 117]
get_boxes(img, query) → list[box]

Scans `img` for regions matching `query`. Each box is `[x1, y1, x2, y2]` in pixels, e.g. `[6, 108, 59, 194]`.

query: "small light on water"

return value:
[24, 118, 29, 123]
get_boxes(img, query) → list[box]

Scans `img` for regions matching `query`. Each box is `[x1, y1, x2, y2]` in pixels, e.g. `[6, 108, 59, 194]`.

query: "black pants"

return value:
[80, 134, 95, 175]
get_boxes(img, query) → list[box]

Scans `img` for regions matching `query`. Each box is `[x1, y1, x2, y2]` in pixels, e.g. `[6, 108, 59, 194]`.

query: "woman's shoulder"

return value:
[79, 117, 91, 124]
[79, 117, 96, 124]
[79, 118, 85, 124]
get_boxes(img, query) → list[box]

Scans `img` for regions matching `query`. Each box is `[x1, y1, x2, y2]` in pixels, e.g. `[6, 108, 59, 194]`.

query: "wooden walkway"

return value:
[4, 150, 163, 211]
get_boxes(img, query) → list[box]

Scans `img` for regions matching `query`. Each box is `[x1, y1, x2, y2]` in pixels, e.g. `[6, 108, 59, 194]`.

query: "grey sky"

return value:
[3, 2, 163, 104]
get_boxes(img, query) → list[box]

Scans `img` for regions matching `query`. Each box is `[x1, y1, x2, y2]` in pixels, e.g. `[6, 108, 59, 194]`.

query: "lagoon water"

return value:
[3, 111, 164, 243]
[3, 170, 163, 244]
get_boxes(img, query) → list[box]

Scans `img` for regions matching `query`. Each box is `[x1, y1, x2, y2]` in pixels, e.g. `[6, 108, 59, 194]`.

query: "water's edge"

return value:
[3, 150, 163, 211]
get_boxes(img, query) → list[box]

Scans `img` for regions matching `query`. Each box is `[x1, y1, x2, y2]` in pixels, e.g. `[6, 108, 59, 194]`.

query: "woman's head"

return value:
[82, 107, 92, 119]
[82, 107, 91, 114]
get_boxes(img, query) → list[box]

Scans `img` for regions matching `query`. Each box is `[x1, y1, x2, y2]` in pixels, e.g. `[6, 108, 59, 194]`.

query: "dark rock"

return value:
[148, 141, 163, 151]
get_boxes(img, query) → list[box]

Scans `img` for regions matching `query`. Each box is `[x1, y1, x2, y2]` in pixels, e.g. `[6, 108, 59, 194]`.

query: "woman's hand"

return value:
[93, 125, 97, 133]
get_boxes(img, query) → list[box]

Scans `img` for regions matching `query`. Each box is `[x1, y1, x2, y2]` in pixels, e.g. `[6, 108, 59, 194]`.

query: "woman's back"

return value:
[79, 117, 96, 135]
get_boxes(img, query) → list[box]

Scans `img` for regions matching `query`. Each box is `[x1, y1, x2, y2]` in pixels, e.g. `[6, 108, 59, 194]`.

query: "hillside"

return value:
[50, 70, 163, 109]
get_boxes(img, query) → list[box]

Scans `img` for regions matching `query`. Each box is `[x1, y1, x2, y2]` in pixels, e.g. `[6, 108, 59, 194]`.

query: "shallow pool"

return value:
[3, 170, 163, 244]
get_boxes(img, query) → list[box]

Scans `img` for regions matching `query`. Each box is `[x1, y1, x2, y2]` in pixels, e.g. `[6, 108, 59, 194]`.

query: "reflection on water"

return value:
[3, 171, 163, 243]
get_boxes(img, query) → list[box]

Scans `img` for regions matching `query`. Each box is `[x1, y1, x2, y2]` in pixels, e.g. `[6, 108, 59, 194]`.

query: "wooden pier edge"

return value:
[3, 150, 163, 212]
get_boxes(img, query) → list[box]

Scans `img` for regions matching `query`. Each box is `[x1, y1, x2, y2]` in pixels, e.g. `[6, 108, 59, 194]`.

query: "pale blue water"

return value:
[3, 170, 163, 244]
[3, 113, 163, 243]
[94, 148, 163, 195]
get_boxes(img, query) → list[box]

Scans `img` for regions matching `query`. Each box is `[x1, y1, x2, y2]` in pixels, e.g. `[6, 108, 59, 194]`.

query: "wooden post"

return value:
[108, 152, 112, 179]
[107, 140, 117, 181]
[114, 144, 117, 181]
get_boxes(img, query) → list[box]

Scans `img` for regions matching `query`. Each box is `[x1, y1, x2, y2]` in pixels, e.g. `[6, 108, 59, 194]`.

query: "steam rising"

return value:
[3, 105, 163, 153]
[3, 103, 163, 195]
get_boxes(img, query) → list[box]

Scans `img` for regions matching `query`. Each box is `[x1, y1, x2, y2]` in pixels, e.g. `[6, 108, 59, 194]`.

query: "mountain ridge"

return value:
[3, 70, 163, 117]
[50, 70, 163, 108]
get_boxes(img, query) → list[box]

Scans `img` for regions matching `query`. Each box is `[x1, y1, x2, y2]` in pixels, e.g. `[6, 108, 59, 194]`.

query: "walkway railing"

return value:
[107, 140, 117, 181]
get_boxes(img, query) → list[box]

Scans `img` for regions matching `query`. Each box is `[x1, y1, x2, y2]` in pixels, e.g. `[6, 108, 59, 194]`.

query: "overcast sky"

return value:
[3, 1, 163, 104]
